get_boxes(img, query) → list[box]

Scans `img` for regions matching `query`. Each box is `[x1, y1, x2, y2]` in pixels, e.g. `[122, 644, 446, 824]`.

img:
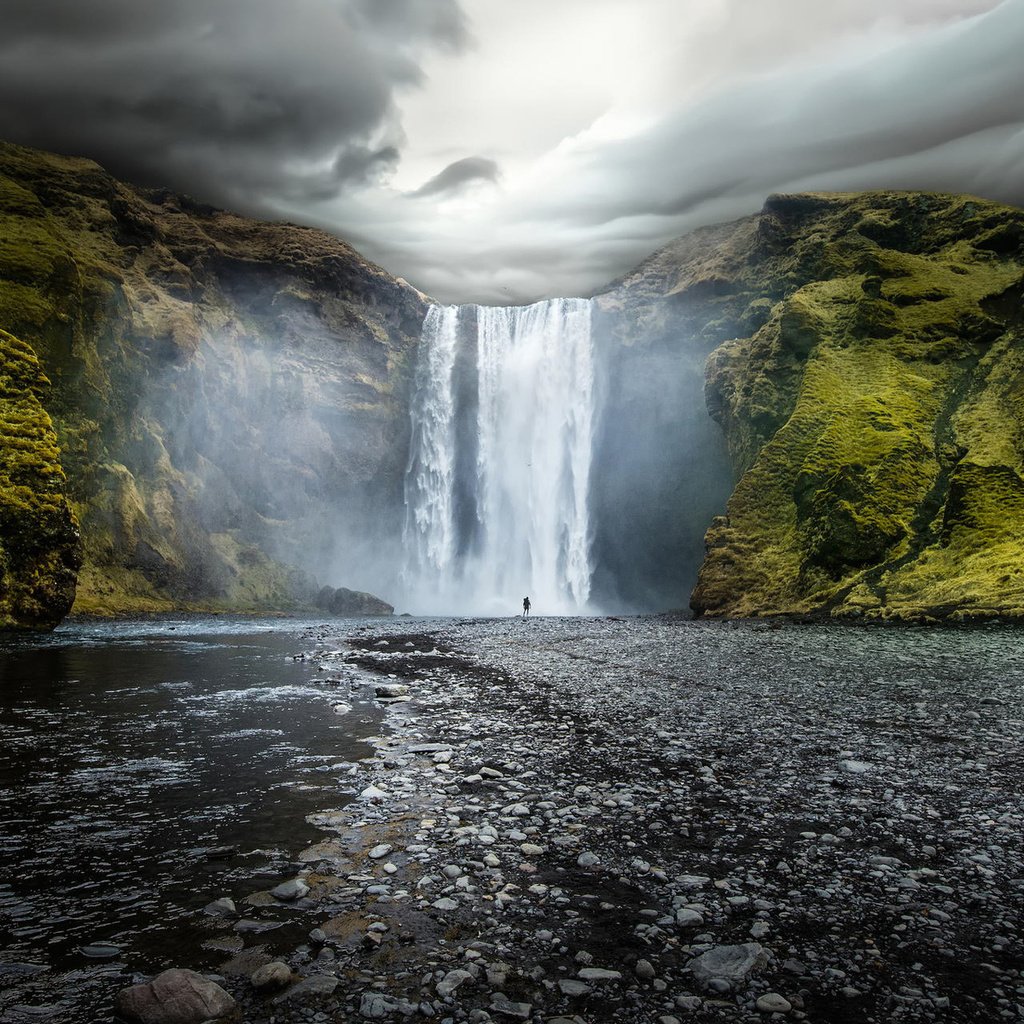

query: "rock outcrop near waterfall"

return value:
[0, 327, 81, 629]
[613, 191, 1024, 622]
[0, 141, 424, 622]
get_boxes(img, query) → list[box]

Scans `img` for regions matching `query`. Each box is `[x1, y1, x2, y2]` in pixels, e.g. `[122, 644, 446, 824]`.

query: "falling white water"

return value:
[402, 298, 596, 615]
[403, 304, 461, 578]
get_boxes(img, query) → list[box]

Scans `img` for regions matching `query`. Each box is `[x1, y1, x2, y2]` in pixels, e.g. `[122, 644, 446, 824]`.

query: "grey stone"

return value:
[688, 943, 766, 990]
[271, 878, 309, 901]
[577, 967, 622, 982]
[273, 975, 339, 1002]
[436, 968, 473, 998]
[251, 961, 291, 992]
[756, 993, 792, 1013]
[360, 991, 400, 1018]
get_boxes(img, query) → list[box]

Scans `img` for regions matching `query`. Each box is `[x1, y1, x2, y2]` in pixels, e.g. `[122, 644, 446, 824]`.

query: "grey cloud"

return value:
[409, 156, 501, 198]
[0, 0, 465, 206]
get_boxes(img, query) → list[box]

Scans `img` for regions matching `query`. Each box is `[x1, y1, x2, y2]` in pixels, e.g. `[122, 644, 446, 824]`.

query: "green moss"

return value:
[692, 190, 1024, 621]
[0, 327, 81, 629]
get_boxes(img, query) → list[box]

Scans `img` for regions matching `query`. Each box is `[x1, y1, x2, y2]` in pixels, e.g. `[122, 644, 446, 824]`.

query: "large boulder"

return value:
[315, 584, 393, 617]
[113, 968, 235, 1024]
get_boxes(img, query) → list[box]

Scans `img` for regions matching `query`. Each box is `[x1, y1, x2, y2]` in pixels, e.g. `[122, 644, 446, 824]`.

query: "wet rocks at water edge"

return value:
[120, 619, 1024, 1023]
[114, 968, 235, 1023]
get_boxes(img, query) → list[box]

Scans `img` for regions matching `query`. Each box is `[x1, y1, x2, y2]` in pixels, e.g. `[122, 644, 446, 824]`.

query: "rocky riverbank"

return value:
[152, 617, 1024, 1024]
[6, 616, 1022, 1023]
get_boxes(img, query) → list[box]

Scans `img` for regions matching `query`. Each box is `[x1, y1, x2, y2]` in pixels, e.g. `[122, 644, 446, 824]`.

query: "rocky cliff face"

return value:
[653, 191, 1024, 622]
[0, 327, 81, 629]
[5, 137, 1023, 626]
[0, 142, 425, 622]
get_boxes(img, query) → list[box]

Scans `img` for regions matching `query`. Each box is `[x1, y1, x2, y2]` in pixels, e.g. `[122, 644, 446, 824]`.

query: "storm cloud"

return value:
[0, 0, 1020, 302]
[409, 156, 500, 198]
[0, 0, 468, 206]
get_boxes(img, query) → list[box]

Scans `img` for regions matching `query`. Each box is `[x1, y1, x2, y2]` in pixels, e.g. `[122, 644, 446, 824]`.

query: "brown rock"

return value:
[113, 968, 235, 1024]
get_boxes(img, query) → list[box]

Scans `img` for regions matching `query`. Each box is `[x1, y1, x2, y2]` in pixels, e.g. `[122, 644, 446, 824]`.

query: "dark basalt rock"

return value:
[315, 584, 394, 617]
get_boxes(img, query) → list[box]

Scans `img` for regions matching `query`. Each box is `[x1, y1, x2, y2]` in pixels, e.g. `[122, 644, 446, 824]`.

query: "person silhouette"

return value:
[522, 596, 531, 618]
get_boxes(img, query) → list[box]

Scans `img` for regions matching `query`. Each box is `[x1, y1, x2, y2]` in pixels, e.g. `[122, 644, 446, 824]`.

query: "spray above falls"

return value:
[403, 298, 596, 614]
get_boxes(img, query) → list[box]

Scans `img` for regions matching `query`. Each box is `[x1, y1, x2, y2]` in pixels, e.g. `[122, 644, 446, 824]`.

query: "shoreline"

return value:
[204, 617, 1023, 1023]
[3, 616, 1021, 1022]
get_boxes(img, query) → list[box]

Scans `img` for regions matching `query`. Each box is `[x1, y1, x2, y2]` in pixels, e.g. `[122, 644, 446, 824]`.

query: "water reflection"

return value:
[0, 619, 379, 975]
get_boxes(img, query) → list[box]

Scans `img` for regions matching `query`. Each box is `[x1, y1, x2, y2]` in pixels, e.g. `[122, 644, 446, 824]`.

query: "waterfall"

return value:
[402, 298, 596, 615]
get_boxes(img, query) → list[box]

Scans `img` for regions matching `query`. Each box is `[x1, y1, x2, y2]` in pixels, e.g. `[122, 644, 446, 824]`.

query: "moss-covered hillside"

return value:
[635, 191, 1024, 622]
[0, 328, 81, 629]
[0, 141, 425, 623]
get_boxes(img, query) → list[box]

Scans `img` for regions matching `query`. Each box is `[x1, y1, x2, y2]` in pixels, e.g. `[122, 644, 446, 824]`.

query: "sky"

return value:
[0, 0, 1021, 303]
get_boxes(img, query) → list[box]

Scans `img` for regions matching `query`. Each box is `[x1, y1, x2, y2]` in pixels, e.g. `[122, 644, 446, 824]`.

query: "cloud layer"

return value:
[0, 0, 1020, 302]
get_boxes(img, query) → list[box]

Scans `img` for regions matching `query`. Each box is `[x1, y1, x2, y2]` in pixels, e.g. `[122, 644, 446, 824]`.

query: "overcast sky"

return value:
[0, 0, 1021, 302]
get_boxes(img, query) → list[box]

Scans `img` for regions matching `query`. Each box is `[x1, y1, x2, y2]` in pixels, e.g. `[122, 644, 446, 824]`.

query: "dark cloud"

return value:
[0, 0, 467, 206]
[409, 156, 500, 198]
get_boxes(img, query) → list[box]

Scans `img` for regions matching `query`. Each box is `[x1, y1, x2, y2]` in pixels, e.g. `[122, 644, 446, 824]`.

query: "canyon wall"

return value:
[4, 139, 1023, 627]
[0, 142, 424, 627]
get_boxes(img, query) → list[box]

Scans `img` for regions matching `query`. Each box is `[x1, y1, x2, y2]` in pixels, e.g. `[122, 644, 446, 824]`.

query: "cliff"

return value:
[0, 327, 81, 629]
[614, 191, 1024, 622]
[0, 142, 425, 625]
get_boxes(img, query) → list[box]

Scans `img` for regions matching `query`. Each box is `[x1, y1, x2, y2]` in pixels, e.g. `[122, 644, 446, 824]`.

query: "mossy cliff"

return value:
[0, 142, 425, 623]
[612, 191, 1024, 621]
[0, 328, 81, 629]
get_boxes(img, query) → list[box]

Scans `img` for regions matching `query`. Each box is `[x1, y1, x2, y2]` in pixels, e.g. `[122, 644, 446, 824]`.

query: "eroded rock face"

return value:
[602, 189, 1024, 622]
[0, 141, 425, 620]
[0, 327, 81, 630]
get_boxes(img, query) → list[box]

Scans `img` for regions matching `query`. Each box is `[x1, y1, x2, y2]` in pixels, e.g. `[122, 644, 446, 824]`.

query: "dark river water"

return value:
[0, 618, 381, 989]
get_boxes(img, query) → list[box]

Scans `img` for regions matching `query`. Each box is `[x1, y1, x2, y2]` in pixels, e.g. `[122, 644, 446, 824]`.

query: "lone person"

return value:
[522, 596, 531, 618]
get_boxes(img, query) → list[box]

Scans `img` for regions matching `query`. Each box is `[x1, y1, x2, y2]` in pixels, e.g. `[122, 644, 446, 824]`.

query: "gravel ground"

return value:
[211, 616, 1024, 1024]
[12, 615, 1024, 1023]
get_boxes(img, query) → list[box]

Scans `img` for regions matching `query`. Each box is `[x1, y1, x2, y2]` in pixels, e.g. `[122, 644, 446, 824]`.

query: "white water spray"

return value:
[403, 298, 596, 614]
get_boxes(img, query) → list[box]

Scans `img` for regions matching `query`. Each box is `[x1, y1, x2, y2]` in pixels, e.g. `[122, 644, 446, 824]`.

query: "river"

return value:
[0, 617, 383, 1019]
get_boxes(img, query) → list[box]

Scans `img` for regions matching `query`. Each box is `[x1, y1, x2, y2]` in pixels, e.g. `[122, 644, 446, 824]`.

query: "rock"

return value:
[375, 684, 409, 699]
[688, 943, 766, 990]
[558, 979, 591, 996]
[491, 995, 533, 1019]
[250, 961, 292, 992]
[576, 851, 600, 868]
[202, 898, 236, 918]
[79, 944, 121, 958]
[315, 585, 394, 617]
[273, 975, 339, 1002]
[675, 909, 704, 929]
[577, 968, 622, 982]
[635, 959, 656, 980]
[368, 844, 393, 859]
[360, 991, 401, 1018]
[114, 968, 235, 1024]
[756, 993, 792, 1014]
[271, 878, 309, 901]
[436, 968, 473, 998]
[360, 785, 389, 802]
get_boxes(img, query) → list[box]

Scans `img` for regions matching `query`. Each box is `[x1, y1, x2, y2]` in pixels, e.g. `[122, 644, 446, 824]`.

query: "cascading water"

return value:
[402, 298, 595, 614]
